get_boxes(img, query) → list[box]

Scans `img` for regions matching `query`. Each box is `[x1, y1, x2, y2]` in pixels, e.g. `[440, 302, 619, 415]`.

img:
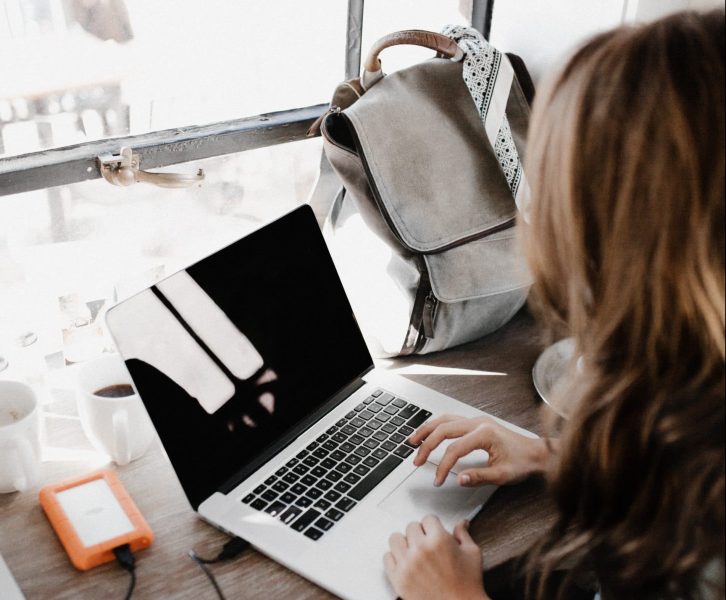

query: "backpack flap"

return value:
[340, 58, 519, 253]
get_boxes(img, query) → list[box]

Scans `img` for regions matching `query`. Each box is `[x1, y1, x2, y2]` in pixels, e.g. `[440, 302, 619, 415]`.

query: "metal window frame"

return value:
[0, 0, 493, 198]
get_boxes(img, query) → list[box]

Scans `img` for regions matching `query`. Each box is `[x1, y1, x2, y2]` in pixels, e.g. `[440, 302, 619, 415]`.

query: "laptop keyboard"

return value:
[241, 389, 432, 541]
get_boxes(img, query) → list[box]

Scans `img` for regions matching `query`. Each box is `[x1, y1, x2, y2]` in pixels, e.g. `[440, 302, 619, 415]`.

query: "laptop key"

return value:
[322, 441, 337, 452]
[376, 393, 394, 405]
[353, 464, 370, 476]
[336, 418, 347, 427]
[367, 404, 382, 414]
[261, 490, 278, 502]
[334, 481, 352, 493]
[324, 490, 342, 502]
[293, 465, 309, 476]
[286, 458, 300, 467]
[339, 442, 355, 453]
[315, 517, 334, 531]
[335, 462, 352, 473]
[280, 492, 296, 504]
[349, 434, 364, 445]
[306, 442, 319, 451]
[332, 433, 347, 444]
[375, 412, 391, 423]
[292, 483, 307, 495]
[354, 403, 366, 412]
[363, 456, 380, 468]
[381, 423, 397, 434]
[389, 433, 406, 444]
[316, 479, 332, 491]
[345, 411, 356, 419]
[280, 506, 303, 525]
[321, 458, 337, 469]
[384, 405, 399, 416]
[265, 501, 286, 517]
[344, 473, 362, 484]
[372, 448, 388, 460]
[301, 475, 317, 487]
[354, 447, 370, 457]
[359, 410, 374, 421]
[330, 450, 346, 462]
[272, 481, 288, 493]
[316, 434, 330, 444]
[326, 425, 339, 434]
[398, 425, 415, 436]
[275, 467, 288, 477]
[292, 509, 321, 532]
[312, 448, 329, 459]
[326, 470, 343, 482]
[326, 508, 344, 521]
[341, 425, 356, 436]
[303, 456, 318, 468]
[307, 488, 323, 499]
[304, 527, 324, 541]
[392, 398, 407, 408]
[406, 409, 432, 429]
[398, 405, 419, 420]
[295, 496, 313, 508]
[253, 485, 266, 495]
[372, 431, 388, 442]
[311, 466, 327, 478]
[381, 440, 396, 452]
[348, 455, 403, 501]
[336, 497, 357, 512]
[363, 396, 375, 405]
[371, 389, 383, 397]
[314, 498, 331, 510]
[251, 498, 268, 511]
[393, 445, 414, 459]
[363, 439, 379, 449]
[241, 493, 255, 504]
[350, 417, 365, 428]
[264, 476, 276, 486]
[366, 420, 382, 431]
[358, 427, 373, 438]
[390, 416, 405, 426]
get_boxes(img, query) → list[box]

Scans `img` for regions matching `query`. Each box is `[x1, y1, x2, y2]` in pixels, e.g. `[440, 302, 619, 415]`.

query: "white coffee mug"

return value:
[76, 354, 155, 466]
[0, 381, 41, 493]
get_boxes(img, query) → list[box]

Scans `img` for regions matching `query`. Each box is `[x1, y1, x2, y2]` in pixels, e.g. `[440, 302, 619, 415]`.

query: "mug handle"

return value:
[11, 437, 37, 492]
[112, 409, 131, 466]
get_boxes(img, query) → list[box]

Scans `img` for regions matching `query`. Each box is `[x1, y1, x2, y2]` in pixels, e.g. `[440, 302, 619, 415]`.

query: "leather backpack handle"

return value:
[362, 29, 464, 89]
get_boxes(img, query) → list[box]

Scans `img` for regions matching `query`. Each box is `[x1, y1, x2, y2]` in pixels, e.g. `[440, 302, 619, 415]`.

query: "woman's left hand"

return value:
[383, 515, 490, 600]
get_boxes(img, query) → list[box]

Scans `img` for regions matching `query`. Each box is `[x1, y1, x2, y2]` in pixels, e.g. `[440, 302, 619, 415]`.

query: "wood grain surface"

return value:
[0, 309, 557, 599]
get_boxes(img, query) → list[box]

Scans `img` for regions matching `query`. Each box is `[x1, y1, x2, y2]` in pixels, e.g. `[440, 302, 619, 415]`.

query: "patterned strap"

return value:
[442, 25, 530, 215]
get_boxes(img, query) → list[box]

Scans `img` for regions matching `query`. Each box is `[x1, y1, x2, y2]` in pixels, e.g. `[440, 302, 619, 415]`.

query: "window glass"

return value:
[0, 0, 346, 157]
[361, 0, 471, 77]
[0, 137, 322, 380]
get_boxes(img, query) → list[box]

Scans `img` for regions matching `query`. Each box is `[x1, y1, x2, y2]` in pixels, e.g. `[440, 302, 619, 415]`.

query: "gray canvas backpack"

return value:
[312, 29, 534, 357]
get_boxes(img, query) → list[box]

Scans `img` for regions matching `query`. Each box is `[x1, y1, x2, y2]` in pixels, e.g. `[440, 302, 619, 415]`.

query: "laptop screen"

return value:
[106, 206, 373, 508]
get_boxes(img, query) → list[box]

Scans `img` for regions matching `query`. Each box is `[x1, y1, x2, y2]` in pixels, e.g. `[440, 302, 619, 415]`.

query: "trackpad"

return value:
[378, 463, 490, 525]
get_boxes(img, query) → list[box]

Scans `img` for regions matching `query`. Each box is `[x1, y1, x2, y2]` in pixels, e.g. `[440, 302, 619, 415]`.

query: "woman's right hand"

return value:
[408, 415, 553, 487]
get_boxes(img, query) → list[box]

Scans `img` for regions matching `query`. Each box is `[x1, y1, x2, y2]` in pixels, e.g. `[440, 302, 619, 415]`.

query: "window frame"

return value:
[0, 0, 493, 198]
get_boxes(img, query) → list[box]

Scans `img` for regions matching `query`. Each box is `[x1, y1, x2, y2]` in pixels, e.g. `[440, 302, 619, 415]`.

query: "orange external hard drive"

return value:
[39, 469, 153, 570]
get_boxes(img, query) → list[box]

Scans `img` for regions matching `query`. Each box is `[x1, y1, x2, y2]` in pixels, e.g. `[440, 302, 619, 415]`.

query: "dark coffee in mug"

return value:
[93, 384, 134, 398]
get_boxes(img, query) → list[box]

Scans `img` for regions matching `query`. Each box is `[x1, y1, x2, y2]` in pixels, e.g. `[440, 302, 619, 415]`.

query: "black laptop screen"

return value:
[107, 206, 373, 509]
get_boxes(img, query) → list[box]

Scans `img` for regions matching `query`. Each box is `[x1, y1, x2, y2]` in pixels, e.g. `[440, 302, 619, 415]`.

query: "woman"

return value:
[384, 10, 724, 600]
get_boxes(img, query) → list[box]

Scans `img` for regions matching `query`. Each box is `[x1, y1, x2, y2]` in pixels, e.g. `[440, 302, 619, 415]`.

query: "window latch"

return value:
[97, 147, 205, 189]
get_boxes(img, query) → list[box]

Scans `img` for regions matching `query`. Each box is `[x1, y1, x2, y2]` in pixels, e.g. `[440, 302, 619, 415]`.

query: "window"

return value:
[0, 1, 489, 388]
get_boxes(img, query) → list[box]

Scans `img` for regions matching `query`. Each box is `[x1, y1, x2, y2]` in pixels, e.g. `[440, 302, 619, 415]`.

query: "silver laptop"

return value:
[105, 205, 536, 600]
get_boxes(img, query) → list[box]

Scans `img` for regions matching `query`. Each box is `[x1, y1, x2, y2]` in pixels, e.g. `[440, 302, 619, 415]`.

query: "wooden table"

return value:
[0, 310, 556, 599]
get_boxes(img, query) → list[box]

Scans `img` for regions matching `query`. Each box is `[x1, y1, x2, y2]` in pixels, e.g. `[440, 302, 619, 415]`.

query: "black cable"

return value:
[188, 536, 250, 600]
[113, 544, 136, 600]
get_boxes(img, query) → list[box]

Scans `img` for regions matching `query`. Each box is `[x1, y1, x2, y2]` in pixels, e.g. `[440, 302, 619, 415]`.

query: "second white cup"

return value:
[76, 354, 155, 465]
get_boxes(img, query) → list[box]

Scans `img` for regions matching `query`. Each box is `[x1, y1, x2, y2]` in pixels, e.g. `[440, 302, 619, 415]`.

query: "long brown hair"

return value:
[523, 10, 725, 599]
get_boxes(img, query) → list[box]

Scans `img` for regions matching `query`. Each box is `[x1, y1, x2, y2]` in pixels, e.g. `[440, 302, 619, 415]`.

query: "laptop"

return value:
[105, 205, 536, 600]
